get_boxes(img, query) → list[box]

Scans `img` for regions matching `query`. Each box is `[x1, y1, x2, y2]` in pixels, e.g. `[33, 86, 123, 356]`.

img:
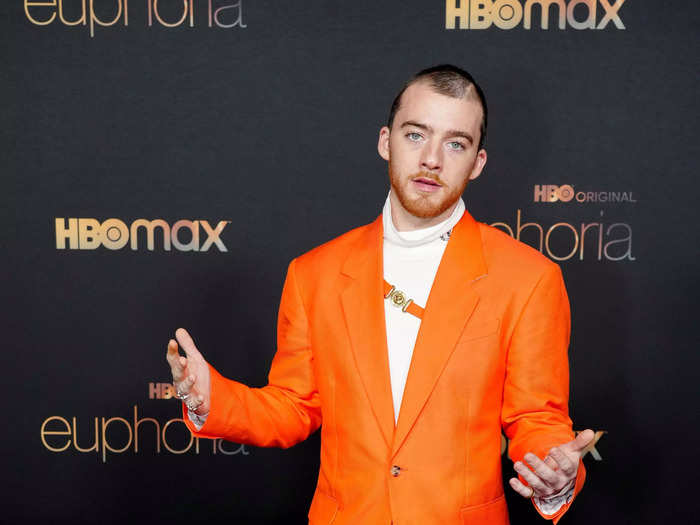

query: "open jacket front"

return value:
[184, 209, 586, 524]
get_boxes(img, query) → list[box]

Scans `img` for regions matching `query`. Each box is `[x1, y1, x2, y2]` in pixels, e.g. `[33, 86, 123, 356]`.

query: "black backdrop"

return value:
[3, 1, 698, 523]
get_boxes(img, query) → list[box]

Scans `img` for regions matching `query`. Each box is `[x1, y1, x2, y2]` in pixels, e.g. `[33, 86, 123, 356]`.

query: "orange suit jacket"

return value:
[184, 209, 586, 524]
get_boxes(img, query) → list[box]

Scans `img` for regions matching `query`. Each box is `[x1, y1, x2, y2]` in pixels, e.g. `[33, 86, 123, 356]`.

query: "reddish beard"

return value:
[389, 163, 469, 219]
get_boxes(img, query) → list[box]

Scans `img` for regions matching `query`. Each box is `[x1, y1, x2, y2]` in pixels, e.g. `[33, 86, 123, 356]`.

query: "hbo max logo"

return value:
[446, 0, 626, 30]
[55, 218, 229, 252]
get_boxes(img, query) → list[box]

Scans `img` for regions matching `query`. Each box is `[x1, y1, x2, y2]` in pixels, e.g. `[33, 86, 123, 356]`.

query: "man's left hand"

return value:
[509, 429, 595, 499]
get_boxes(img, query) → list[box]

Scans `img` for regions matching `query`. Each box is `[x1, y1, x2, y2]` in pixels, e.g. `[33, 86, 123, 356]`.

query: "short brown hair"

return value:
[387, 64, 488, 150]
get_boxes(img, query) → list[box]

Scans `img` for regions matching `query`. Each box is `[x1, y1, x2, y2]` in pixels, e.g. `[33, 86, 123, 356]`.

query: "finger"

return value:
[523, 453, 561, 487]
[566, 428, 595, 453]
[166, 340, 185, 381]
[513, 460, 551, 495]
[175, 328, 202, 360]
[167, 339, 179, 357]
[508, 477, 535, 499]
[543, 454, 559, 471]
[166, 340, 179, 364]
[176, 374, 196, 397]
[548, 446, 577, 477]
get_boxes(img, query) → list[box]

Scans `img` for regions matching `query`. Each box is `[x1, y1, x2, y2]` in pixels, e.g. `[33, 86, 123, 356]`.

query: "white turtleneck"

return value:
[382, 190, 464, 425]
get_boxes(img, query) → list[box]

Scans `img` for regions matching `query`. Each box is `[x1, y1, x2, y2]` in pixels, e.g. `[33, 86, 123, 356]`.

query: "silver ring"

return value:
[186, 399, 200, 412]
[176, 389, 190, 401]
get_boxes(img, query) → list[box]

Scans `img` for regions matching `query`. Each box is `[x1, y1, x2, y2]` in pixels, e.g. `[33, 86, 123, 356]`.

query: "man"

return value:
[166, 65, 593, 524]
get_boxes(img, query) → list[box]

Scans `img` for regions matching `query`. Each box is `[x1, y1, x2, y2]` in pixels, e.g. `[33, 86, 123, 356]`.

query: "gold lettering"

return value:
[211, 0, 246, 28]
[100, 218, 129, 250]
[470, 0, 492, 30]
[492, 0, 523, 30]
[134, 405, 161, 453]
[40, 416, 71, 452]
[25, 0, 57, 25]
[101, 416, 133, 463]
[130, 219, 171, 251]
[55, 217, 78, 249]
[604, 223, 635, 261]
[78, 218, 101, 249]
[534, 184, 548, 202]
[597, 0, 625, 30]
[545, 222, 579, 261]
[171, 220, 200, 251]
[148, 382, 160, 399]
[200, 220, 228, 251]
[517, 209, 544, 252]
[58, 0, 86, 26]
[579, 221, 603, 260]
[88, 0, 123, 38]
[566, 0, 596, 30]
[161, 383, 175, 399]
[72, 416, 99, 453]
[445, 0, 469, 29]
[162, 418, 194, 454]
[524, 0, 566, 29]
[152, 0, 189, 27]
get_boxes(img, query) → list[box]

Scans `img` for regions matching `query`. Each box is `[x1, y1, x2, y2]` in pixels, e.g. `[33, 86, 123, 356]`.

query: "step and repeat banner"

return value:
[3, 1, 697, 523]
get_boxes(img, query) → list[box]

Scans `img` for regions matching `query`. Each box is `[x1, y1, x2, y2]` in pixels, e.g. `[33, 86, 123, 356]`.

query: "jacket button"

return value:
[391, 465, 401, 477]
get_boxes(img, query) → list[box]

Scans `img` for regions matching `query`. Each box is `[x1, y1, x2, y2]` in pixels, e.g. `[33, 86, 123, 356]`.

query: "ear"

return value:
[377, 126, 391, 161]
[468, 148, 487, 181]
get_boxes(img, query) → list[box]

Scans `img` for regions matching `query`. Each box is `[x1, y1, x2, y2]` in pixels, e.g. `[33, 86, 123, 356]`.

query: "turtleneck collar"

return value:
[382, 189, 465, 248]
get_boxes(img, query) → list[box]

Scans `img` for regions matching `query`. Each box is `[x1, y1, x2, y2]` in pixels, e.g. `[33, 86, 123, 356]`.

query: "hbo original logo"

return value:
[534, 184, 575, 202]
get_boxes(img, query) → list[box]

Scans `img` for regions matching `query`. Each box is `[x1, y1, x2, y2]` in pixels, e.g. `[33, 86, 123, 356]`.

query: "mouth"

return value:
[412, 177, 442, 193]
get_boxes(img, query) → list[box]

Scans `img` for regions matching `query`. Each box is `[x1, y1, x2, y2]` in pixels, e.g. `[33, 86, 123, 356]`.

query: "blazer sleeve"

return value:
[500, 262, 586, 523]
[181, 257, 322, 448]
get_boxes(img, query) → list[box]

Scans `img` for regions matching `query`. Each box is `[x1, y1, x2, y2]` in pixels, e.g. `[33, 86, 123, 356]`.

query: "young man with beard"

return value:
[166, 65, 592, 524]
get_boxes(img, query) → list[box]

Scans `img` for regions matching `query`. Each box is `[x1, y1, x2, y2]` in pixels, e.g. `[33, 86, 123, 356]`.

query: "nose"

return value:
[420, 138, 442, 173]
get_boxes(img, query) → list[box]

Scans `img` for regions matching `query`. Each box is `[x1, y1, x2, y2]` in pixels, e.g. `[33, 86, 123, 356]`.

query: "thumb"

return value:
[567, 428, 595, 453]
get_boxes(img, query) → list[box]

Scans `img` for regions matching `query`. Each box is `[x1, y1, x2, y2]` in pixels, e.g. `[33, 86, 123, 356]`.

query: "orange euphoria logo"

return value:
[55, 218, 229, 252]
[446, 0, 626, 30]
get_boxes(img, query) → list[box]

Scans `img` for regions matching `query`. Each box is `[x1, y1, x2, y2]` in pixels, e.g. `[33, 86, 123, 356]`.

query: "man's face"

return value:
[378, 81, 487, 221]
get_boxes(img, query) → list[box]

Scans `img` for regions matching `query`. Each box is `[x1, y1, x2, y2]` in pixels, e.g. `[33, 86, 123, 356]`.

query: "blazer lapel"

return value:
[339, 215, 396, 449]
[391, 209, 488, 457]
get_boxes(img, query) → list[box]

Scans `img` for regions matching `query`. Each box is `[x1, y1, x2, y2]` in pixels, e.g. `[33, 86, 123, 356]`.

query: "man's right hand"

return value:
[166, 328, 211, 417]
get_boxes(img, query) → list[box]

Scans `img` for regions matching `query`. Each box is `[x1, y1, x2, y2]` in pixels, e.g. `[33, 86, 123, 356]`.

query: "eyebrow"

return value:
[400, 120, 474, 145]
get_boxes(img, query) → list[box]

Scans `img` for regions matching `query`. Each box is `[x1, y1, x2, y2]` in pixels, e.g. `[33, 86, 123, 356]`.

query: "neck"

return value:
[389, 191, 459, 232]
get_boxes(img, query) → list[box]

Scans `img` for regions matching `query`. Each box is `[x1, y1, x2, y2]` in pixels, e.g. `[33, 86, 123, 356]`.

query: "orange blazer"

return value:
[184, 209, 586, 524]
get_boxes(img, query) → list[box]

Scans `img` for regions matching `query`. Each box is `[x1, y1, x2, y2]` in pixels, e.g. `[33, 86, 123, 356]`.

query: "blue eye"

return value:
[406, 132, 422, 141]
[447, 141, 465, 151]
